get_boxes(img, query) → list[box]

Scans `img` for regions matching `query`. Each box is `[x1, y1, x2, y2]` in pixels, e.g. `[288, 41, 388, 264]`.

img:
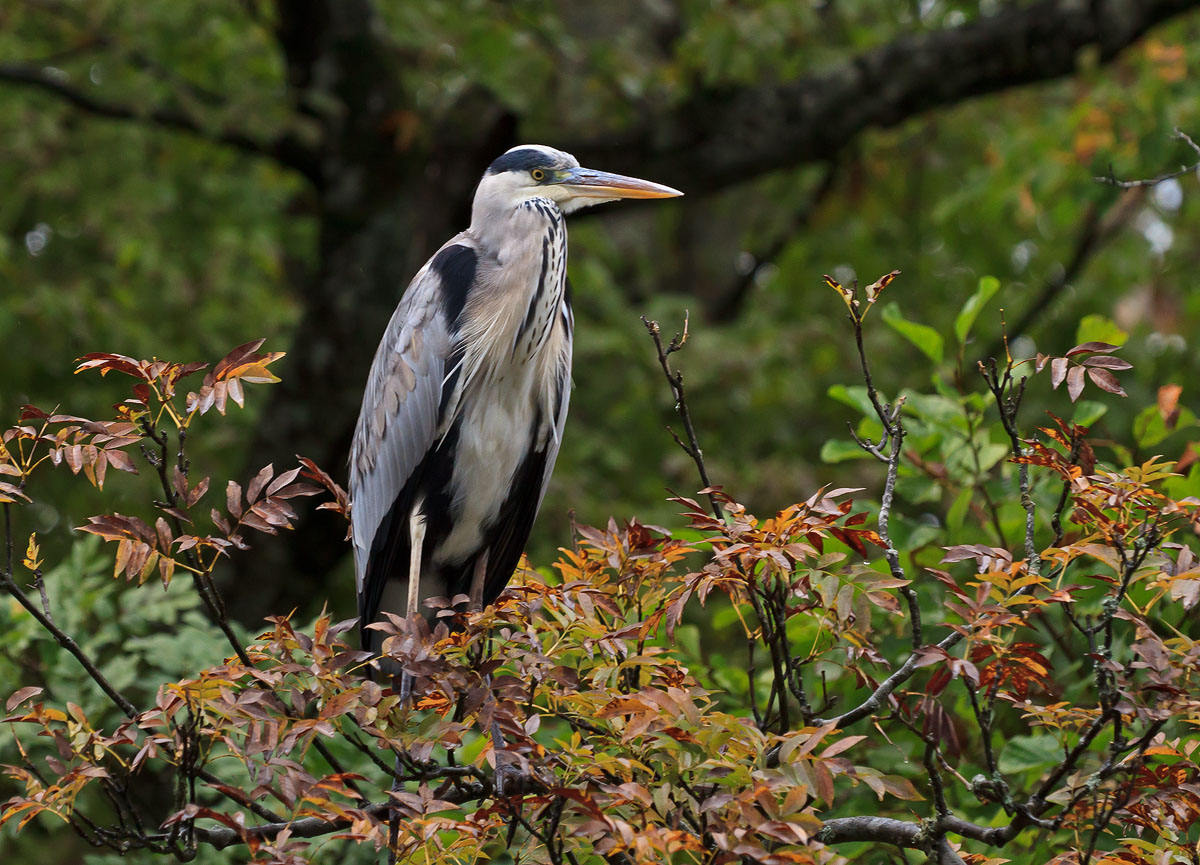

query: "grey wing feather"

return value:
[348, 252, 457, 599]
[538, 303, 574, 509]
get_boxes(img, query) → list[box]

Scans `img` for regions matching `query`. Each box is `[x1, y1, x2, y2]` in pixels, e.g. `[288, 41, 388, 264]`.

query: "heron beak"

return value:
[561, 168, 683, 200]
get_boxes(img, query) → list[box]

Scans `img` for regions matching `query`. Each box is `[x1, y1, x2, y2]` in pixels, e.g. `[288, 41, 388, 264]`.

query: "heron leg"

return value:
[390, 503, 426, 864]
[468, 548, 488, 613]
[468, 551, 518, 797]
[398, 501, 427, 707]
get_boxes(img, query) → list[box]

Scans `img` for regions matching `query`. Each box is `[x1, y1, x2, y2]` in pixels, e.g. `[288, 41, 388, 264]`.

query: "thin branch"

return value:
[963, 681, 1000, 780]
[923, 740, 950, 820]
[817, 629, 965, 727]
[1096, 128, 1200, 188]
[845, 296, 920, 646]
[0, 567, 139, 718]
[141, 423, 252, 668]
[980, 351, 1039, 575]
[573, 0, 1200, 193]
[642, 315, 724, 521]
[4, 501, 12, 579]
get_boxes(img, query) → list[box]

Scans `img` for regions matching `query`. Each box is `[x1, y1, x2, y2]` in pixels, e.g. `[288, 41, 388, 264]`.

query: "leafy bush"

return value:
[2, 275, 1199, 865]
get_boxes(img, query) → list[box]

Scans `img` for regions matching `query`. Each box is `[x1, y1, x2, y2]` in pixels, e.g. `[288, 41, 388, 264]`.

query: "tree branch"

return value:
[574, 0, 1200, 191]
[1, 504, 139, 719]
[1097, 127, 1200, 188]
[817, 629, 965, 728]
[643, 315, 724, 521]
[0, 63, 317, 179]
[818, 816, 966, 864]
[710, 161, 840, 321]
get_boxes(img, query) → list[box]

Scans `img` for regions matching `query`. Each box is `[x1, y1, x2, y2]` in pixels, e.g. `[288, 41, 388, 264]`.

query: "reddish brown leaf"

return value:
[226, 481, 243, 520]
[1050, 357, 1069, 389]
[241, 510, 277, 533]
[247, 464, 273, 503]
[1159, 384, 1183, 429]
[266, 466, 302, 497]
[105, 449, 137, 474]
[213, 339, 267, 379]
[1081, 356, 1132, 370]
[155, 517, 172, 552]
[1066, 341, 1121, 356]
[187, 477, 210, 507]
[1066, 365, 1086, 402]
[1086, 368, 1127, 397]
[6, 687, 43, 712]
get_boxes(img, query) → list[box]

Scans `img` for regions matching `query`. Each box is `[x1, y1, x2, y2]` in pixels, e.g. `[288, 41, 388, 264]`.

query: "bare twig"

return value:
[1096, 128, 1200, 188]
[642, 315, 723, 521]
[979, 346, 1039, 576]
[141, 422, 252, 667]
[3, 504, 139, 718]
[843, 290, 921, 646]
[816, 629, 965, 728]
[0, 570, 139, 717]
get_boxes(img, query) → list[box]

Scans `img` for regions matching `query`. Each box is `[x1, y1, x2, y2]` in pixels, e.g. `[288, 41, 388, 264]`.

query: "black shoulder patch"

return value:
[431, 244, 476, 328]
[487, 147, 557, 175]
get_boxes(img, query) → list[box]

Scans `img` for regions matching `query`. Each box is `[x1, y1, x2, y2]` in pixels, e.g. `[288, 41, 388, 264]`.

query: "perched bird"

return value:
[349, 144, 681, 667]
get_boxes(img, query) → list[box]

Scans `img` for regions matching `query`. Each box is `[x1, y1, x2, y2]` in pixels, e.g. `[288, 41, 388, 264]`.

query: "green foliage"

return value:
[954, 275, 1001, 346]
[881, 301, 945, 364]
[1075, 314, 1129, 349]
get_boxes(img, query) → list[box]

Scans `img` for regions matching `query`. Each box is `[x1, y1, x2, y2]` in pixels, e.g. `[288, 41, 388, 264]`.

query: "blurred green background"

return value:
[2, 1, 1199, 861]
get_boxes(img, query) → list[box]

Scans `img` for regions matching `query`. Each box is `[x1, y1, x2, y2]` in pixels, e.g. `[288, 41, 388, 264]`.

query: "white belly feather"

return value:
[434, 364, 539, 564]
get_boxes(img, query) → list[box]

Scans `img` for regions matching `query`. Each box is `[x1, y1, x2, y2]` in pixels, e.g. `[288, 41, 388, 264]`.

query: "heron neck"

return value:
[469, 196, 563, 260]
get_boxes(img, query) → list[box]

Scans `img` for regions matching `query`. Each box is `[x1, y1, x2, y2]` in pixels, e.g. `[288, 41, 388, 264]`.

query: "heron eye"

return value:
[530, 168, 547, 182]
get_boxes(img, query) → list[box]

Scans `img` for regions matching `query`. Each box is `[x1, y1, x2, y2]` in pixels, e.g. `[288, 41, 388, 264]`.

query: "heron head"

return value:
[476, 144, 682, 216]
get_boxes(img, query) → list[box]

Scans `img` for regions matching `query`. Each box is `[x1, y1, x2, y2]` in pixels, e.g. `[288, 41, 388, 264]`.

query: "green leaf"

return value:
[1133, 404, 1197, 449]
[820, 439, 875, 463]
[828, 384, 876, 417]
[1073, 400, 1108, 427]
[946, 486, 973, 533]
[882, 303, 944, 364]
[1074, 314, 1128, 348]
[902, 392, 965, 425]
[999, 734, 1061, 776]
[954, 276, 1001, 344]
[975, 443, 1011, 474]
[1164, 462, 1200, 501]
[895, 475, 941, 505]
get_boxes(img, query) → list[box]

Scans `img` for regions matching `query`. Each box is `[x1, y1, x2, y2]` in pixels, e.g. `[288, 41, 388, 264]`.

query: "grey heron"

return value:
[349, 144, 681, 677]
